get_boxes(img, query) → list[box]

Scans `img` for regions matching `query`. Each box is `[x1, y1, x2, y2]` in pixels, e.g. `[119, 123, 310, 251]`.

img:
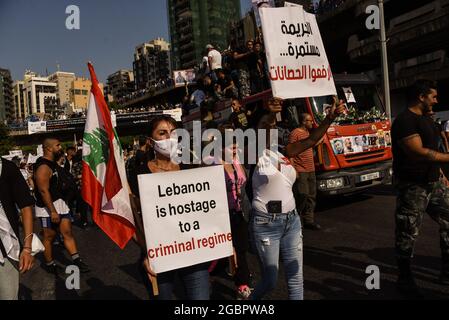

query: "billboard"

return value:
[173, 69, 196, 87]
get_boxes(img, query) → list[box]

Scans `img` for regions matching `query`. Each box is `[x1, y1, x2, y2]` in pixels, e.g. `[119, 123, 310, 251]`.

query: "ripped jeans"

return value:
[249, 209, 303, 300]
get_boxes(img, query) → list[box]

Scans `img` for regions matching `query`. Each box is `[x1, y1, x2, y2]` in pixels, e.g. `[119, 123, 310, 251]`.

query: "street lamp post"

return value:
[379, 0, 391, 121]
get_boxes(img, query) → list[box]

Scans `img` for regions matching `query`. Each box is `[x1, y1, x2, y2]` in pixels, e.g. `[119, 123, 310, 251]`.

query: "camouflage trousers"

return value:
[395, 180, 449, 263]
[238, 69, 251, 99]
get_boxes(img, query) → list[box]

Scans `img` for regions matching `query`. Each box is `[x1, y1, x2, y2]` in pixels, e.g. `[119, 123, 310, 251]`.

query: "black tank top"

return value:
[34, 157, 62, 207]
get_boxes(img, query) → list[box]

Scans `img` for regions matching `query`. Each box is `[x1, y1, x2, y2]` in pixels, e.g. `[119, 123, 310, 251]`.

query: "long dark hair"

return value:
[148, 115, 178, 138]
[147, 115, 178, 161]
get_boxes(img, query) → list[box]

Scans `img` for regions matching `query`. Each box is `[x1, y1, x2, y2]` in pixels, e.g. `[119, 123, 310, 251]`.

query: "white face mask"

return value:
[152, 138, 179, 159]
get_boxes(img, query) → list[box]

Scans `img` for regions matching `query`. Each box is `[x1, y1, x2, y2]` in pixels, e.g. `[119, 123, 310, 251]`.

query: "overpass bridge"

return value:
[9, 109, 182, 146]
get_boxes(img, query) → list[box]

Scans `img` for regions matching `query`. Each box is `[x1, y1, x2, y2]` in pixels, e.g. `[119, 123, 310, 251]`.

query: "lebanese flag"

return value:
[81, 62, 135, 249]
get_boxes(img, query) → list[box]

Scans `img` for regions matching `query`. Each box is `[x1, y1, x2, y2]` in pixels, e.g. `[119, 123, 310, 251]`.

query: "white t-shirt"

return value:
[251, 149, 297, 214]
[35, 199, 70, 218]
[208, 49, 222, 71]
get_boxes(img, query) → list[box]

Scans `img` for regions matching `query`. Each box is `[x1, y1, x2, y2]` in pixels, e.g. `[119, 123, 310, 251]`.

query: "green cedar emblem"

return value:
[83, 128, 109, 176]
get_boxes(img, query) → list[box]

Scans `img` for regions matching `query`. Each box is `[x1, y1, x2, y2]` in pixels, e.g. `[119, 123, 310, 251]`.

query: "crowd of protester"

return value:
[313, 0, 347, 15]
[2, 78, 449, 302]
[116, 77, 175, 105]
[180, 40, 271, 120]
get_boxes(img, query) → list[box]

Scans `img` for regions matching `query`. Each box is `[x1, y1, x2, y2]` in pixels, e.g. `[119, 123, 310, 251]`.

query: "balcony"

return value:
[347, 0, 449, 63]
[390, 50, 449, 90]
[180, 42, 194, 53]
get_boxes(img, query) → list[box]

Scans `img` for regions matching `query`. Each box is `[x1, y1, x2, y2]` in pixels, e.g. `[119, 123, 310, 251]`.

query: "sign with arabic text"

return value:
[260, 7, 337, 99]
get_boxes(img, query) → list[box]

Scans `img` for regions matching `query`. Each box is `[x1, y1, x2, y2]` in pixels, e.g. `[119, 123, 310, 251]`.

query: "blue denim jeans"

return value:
[157, 262, 210, 300]
[249, 209, 304, 300]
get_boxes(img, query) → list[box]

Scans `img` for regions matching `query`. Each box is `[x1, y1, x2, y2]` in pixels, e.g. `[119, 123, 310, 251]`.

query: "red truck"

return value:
[182, 73, 392, 195]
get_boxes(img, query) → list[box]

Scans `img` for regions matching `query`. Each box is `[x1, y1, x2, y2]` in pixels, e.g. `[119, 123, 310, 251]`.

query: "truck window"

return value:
[310, 84, 386, 125]
[284, 98, 307, 130]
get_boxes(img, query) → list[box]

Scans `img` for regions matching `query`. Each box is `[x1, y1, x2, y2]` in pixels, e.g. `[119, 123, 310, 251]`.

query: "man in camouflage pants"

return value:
[392, 80, 449, 298]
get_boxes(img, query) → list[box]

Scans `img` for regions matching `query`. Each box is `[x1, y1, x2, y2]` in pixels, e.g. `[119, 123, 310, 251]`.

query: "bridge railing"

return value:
[8, 109, 178, 136]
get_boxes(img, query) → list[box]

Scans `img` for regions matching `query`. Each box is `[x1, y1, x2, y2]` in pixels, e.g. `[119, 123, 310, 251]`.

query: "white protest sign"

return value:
[138, 166, 233, 274]
[28, 121, 47, 135]
[343, 87, 357, 103]
[9, 150, 23, 158]
[284, 1, 302, 8]
[27, 154, 38, 164]
[36, 145, 44, 157]
[1, 155, 14, 161]
[163, 108, 183, 122]
[260, 7, 337, 99]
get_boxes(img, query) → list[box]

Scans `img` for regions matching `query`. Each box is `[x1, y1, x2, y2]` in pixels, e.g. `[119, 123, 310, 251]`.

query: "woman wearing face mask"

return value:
[247, 97, 345, 300]
[131, 115, 210, 300]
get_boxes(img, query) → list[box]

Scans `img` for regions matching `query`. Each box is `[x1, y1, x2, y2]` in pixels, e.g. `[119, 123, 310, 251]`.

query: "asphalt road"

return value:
[20, 185, 449, 300]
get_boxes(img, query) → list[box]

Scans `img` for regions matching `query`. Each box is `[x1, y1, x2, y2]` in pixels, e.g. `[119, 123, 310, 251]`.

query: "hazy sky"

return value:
[0, 0, 253, 83]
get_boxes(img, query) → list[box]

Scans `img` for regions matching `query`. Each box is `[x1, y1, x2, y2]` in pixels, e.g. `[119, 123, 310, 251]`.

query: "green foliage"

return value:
[108, 101, 122, 111]
[317, 106, 388, 125]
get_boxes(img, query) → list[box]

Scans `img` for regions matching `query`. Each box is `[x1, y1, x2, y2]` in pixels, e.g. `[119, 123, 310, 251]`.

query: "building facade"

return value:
[168, 0, 241, 70]
[133, 38, 171, 90]
[105, 69, 134, 102]
[13, 81, 26, 120]
[0, 68, 14, 123]
[71, 77, 91, 112]
[22, 71, 58, 117]
[316, 0, 449, 116]
[70, 77, 104, 112]
[48, 71, 76, 110]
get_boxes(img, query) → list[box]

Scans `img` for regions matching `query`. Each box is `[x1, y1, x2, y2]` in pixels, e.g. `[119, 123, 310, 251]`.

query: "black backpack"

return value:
[55, 165, 77, 203]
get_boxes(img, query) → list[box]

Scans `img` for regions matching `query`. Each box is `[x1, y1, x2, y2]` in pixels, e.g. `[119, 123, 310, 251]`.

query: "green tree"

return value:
[108, 101, 122, 111]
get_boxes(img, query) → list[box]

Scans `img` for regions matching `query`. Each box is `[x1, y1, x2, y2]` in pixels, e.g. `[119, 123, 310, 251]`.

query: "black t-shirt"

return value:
[0, 159, 35, 257]
[135, 150, 149, 168]
[247, 52, 259, 72]
[234, 47, 253, 70]
[217, 75, 233, 92]
[33, 157, 62, 207]
[230, 110, 249, 130]
[392, 109, 440, 183]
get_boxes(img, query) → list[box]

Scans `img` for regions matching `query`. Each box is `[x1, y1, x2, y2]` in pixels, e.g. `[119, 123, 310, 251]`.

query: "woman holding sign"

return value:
[131, 115, 210, 300]
[248, 97, 344, 300]
[218, 134, 253, 300]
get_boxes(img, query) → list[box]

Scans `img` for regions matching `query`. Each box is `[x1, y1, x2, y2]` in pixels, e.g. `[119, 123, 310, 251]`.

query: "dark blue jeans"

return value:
[157, 262, 210, 300]
[249, 209, 304, 300]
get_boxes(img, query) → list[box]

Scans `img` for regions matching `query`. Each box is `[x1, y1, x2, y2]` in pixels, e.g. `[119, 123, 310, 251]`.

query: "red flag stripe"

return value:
[81, 161, 134, 249]
[87, 63, 122, 201]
